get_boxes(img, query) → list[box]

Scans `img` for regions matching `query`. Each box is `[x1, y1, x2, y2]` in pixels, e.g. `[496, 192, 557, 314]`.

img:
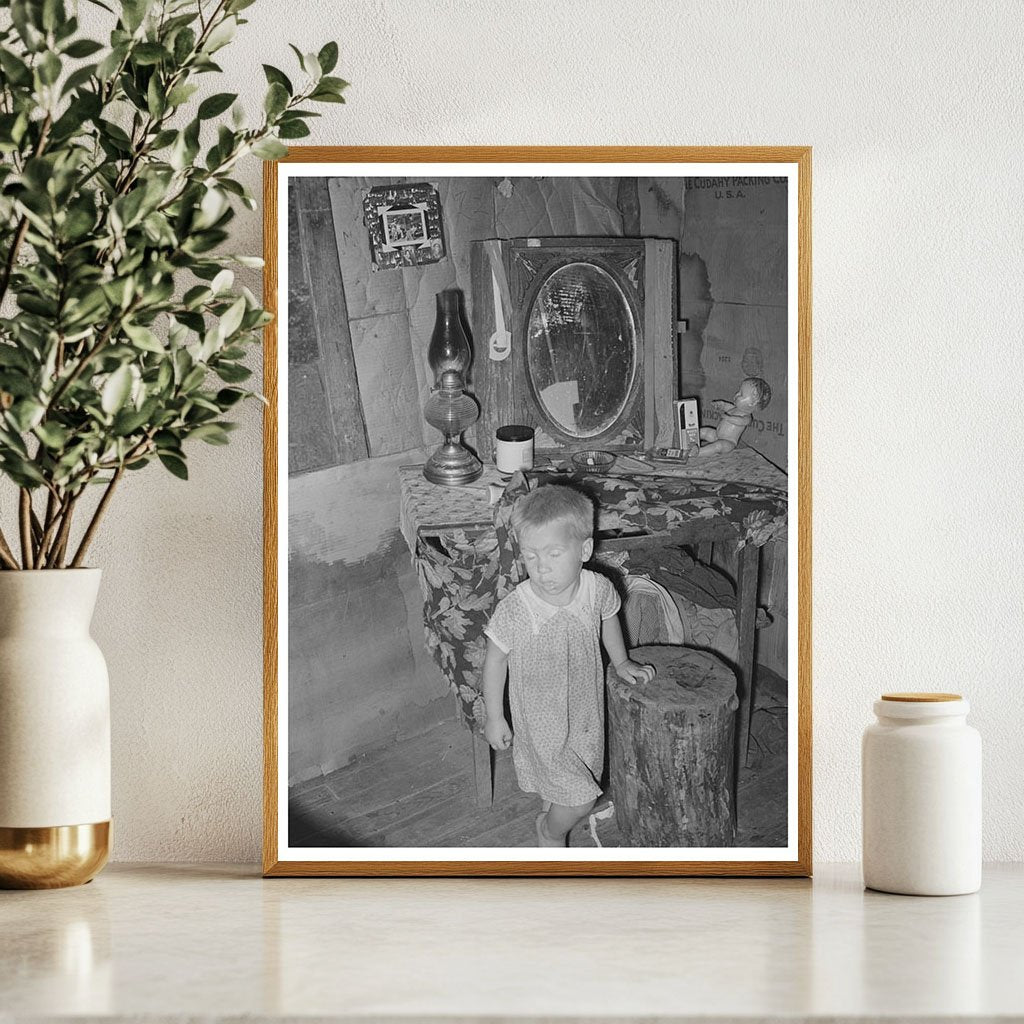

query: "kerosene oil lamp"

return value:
[422, 289, 483, 486]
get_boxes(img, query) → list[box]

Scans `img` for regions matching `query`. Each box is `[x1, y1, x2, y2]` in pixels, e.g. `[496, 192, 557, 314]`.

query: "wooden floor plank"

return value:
[290, 665, 789, 850]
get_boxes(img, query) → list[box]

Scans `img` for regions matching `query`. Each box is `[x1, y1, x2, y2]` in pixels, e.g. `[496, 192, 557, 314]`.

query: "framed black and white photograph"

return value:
[381, 205, 427, 247]
[263, 147, 812, 877]
[362, 181, 445, 271]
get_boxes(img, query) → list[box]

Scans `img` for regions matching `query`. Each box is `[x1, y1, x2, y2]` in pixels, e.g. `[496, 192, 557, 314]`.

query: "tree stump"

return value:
[607, 645, 738, 847]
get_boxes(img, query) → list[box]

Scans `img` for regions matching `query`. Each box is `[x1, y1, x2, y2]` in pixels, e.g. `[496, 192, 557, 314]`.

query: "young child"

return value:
[693, 376, 771, 458]
[482, 484, 655, 848]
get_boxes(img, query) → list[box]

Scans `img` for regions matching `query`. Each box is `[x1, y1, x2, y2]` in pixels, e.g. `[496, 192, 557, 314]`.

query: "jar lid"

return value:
[881, 692, 962, 702]
[874, 694, 969, 719]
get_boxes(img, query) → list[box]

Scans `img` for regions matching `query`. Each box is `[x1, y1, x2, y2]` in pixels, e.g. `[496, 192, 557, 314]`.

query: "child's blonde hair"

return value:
[510, 484, 594, 542]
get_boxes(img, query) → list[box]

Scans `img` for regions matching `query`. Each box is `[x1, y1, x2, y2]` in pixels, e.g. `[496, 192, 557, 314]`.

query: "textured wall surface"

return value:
[58, 0, 1024, 862]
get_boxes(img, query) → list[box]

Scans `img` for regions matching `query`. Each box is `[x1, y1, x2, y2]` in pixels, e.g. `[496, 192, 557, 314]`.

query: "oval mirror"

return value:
[525, 262, 638, 438]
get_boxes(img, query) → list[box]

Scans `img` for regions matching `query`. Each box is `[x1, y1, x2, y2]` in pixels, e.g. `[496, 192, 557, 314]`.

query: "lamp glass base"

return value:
[424, 442, 483, 486]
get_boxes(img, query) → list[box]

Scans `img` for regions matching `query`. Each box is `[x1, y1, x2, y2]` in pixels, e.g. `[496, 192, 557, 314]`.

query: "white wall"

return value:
[69, 0, 1023, 862]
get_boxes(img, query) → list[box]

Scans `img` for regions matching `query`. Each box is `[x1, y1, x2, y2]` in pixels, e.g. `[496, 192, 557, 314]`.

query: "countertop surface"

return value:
[2, 862, 1022, 1021]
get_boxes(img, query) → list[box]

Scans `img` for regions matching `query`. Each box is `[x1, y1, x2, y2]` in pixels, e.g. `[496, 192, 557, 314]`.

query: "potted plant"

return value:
[0, 0, 345, 887]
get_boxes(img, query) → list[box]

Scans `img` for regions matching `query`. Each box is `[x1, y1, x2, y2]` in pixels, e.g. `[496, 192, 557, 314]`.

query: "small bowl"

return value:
[571, 449, 616, 472]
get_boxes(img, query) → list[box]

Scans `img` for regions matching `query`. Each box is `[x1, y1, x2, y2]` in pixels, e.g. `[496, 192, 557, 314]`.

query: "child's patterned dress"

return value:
[485, 569, 621, 805]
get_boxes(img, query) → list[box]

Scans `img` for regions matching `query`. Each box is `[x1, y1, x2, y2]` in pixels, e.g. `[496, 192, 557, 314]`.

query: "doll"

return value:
[694, 377, 772, 458]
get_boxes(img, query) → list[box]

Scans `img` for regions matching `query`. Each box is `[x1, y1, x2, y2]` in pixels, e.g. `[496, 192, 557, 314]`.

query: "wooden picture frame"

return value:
[263, 147, 812, 877]
[362, 181, 445, 271]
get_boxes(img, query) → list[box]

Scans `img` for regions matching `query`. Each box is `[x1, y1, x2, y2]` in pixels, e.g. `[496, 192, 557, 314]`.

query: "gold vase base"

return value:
[0, 821, 110, 889]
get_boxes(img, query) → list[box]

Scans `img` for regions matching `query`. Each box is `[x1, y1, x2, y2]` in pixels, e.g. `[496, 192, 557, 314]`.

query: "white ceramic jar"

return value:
[862, 692, 981, 895]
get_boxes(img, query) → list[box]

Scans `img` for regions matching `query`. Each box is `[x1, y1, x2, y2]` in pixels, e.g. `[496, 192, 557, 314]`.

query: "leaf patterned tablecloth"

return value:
[405, 466, 787, 729]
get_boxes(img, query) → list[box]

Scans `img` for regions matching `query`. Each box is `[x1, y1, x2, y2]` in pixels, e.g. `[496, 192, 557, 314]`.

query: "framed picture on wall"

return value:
[362, 181, 445, 271]
[263, 146, 812, 877]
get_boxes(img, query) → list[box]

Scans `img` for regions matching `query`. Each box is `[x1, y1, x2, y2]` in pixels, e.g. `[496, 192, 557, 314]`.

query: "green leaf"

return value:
[1, 456, 46, 487]
[176, 311, 206, 333]
[123, 322, 164, 353]
[149, 128, 177, 149]
[10, 1, 44, 52]
[63, 38, 104, 58]
[155, 429, 182, 453]
[147, 74, 166, 117]
[38, 51, 63, 86]
[277, 120, 310, 140]
[228, 254, 263, 269]
[309, 87, 346, 104]
[98, 118, 132, 148]
[9, 399, 45, 432]
[112, 404, 152, 435]
[96, 43, 127, 80]
[156, 360, 173, 392]
[318, 75, 349, 93]
[264, 82, 288, 117]
[189, 422, 230, 445]
[166, 82, 199, 107]
[17, 292, 58, 317]
[132, 42, 169, 66]
[198, 91, 237, 119]
[41, 0, 66, 32]
[210, 269, 233, 294]
[182, 285, 212, 310]
[172, 26, 196, 65]
[318, 41, 339, 75]
[0, 422, 30, 456]
[0, 50, 33, 86]
[113, 187, 148, 229]
[215, 388, 247, 408]
[102, 277, 134, 309]
[158, 452, 188, 479]
[121, 0, 152, 33]
[299, 51, 321, 80]
[0, 347, 30, 370]
[217, 296, 246, 339]
[213, 362, 251, 384]
[262, 64, 292, 94]
[101, 365, 133, 415]
[251, 137, 287, 160]
[34, 421, 70, 449]
[57, 14, 78, 41]
[203, 15, 236, 53]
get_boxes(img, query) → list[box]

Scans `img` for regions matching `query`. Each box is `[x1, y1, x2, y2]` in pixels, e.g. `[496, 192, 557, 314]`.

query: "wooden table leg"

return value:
[735, 542, 760, 770]
[471, 730, 494, 808]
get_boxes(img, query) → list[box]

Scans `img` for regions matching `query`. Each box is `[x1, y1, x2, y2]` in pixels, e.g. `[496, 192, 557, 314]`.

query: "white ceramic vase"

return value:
[0, 569, 111, 888]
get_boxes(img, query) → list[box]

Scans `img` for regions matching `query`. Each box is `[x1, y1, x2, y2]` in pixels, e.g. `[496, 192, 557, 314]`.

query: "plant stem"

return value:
[0, 527, 19, 570]
[46, 299, 139, 413]
[0, 113, 52, 309]
[29, 507, 43, 544]
[71, 466, 123, 568]
[42, 489, 56, 531]
[45, 492, 79, 569]
[0, 217, 30, 310]
[18, 489, 34, 569]
[35, 487, 65, 566]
